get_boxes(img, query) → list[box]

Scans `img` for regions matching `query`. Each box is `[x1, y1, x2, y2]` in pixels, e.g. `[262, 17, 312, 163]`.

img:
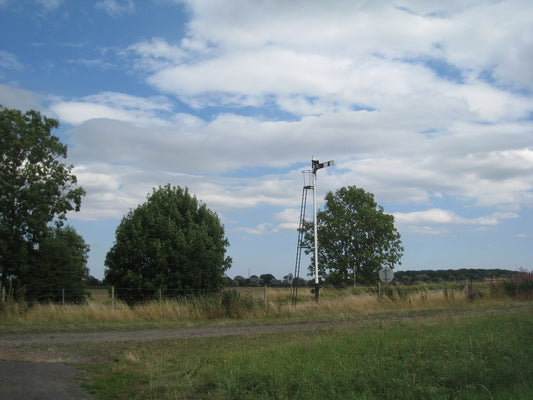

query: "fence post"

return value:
[264, 284, 268, 308]
[159, 288, 162, 303]
[62, 289, 65, 307]
[1, 286, 5, 303]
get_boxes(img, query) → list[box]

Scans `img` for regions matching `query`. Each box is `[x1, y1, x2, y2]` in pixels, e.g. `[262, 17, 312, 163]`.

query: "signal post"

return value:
[311, 158, 334, 301]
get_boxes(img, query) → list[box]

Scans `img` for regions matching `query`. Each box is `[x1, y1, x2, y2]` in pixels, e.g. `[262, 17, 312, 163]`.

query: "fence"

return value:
[1, 274, 532, 306]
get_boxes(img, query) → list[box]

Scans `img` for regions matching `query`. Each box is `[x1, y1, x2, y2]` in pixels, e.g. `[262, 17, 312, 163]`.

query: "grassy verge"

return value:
[0, 285, 523, 333]
[78, 306, 532, 400]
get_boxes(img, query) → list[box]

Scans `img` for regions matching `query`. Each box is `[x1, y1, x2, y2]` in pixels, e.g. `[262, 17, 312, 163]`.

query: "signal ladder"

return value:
[291, 170, 313, 305]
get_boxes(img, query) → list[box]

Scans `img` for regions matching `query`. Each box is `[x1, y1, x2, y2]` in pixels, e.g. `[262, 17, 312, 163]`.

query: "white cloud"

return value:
[0, 85, 43, 112]
[51, 85, 531, 221]
[50, 92, 174, 126]
[0, 50, 23, 70]
[394, 208, 519, 230]
[95, 0, 134, 17]
[451, 82, 532, 122]
[5, 0, 533, 245]
[438, 0, 533, 91]
[124, 0, 533, 131]
[35, 0, 63, 12]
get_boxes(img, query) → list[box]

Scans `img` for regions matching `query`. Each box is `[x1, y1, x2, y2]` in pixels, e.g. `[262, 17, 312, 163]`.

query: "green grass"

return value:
[79, 306, 533, 400]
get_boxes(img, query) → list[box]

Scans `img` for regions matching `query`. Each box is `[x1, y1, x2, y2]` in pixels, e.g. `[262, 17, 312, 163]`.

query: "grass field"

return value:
[78, 305, 532, 399]
[2, 285, 532, 399]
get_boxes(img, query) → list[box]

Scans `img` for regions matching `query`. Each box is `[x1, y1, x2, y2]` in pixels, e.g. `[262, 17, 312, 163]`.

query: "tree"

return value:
[260, 273, 276, 285]
[104, 184, 231, 302]
[0, 106, 85, 291]
[303, 186, 403, 285]
[233, 275, 246, 286]
[24, 226, 90, 303]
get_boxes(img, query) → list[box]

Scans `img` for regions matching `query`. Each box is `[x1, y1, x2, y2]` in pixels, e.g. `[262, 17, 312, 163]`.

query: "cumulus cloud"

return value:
[6, 0, 532, 241]
[128, 0, 533, 113]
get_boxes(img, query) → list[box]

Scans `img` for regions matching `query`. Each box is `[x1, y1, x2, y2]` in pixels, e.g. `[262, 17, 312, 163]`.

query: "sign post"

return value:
[378, 267, 394, 298]
[379, 267, 395, 285]
[311, 158, 334, 301]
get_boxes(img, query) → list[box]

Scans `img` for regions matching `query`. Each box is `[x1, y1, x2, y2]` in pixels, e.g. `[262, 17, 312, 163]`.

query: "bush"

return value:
[221, 289, 261, 318]
[491, 271, 533, 300]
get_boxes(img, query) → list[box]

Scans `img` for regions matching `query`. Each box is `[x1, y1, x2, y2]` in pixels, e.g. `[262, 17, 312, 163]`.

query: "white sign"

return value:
[379, 267, 394, 284]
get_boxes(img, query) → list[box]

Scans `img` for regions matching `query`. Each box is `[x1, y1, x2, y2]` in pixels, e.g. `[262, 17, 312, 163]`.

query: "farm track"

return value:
[1, 302, 531, 348]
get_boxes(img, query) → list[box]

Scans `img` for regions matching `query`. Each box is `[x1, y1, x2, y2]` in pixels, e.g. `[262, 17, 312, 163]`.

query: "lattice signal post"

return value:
[292, 158, 334, 304]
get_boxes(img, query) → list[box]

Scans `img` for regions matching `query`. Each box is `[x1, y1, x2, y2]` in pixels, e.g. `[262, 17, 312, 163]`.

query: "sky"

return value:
[1, 0, 532, 281]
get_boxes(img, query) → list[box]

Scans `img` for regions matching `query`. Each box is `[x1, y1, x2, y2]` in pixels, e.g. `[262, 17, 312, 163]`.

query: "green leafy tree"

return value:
[0, 106, 85, 291]
[24, 226, 90, 303]
[304, 186, 403, 285]
[104, 185, 232, 302]
[260, 273, 276, 285]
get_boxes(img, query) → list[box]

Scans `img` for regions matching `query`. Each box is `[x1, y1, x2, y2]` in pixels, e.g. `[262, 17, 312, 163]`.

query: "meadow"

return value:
[1, 283, 532, 399]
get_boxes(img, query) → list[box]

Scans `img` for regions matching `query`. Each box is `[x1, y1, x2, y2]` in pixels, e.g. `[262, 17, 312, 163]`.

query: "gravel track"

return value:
[1, 303, 530, 348]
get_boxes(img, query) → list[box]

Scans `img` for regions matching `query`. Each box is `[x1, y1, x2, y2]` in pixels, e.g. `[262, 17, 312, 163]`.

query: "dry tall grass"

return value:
[0, 283, 520, 333]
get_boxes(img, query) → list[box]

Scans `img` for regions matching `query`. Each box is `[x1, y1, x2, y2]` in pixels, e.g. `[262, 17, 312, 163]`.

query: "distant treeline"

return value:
[224, 269, 522, 287]
[394, 268, 519, 285]
[87, 268, 523, 288]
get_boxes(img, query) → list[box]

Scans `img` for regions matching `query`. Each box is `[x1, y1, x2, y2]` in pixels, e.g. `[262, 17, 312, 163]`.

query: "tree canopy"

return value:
[24, 226, 90, 303]
[104, 184, 232, 302]
[304, 186, 403, 285]
[0, 106, 86, 296]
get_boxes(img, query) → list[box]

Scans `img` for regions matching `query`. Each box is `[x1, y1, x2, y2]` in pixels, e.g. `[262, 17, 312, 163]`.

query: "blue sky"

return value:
[1, 0, 532, 280]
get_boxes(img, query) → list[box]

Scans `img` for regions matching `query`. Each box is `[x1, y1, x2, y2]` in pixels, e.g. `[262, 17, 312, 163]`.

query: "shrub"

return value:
[491, 270, 533, 300]
[221, 289, 261, 318]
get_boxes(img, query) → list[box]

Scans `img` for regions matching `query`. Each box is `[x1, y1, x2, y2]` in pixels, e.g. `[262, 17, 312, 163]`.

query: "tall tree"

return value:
[104, 184, 232, 302]
[304, 186, 403, 285]
[24, 226, 90, 303]
[0, 106, 85, 290]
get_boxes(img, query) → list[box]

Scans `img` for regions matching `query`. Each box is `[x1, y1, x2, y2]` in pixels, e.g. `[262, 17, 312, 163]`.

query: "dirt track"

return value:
[0, 320, 345, 347]
[1, 304, 531, 349]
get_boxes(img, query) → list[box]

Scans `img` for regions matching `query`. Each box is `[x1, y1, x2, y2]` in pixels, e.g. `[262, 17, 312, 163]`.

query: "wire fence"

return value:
[1, 273, 532, 306]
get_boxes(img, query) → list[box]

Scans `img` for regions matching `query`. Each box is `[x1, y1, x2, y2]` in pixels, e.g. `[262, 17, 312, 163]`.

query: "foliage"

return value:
[22, 226, 90, 303]
[395, 268, 516, 285]
[104, 184, 231, 303]
[259, 273, 276, 285]
[0, 106, 85, 294]
[303, 186, 403, 285]
[220, 289, 262, 318]
[491, 270, 533, 300]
